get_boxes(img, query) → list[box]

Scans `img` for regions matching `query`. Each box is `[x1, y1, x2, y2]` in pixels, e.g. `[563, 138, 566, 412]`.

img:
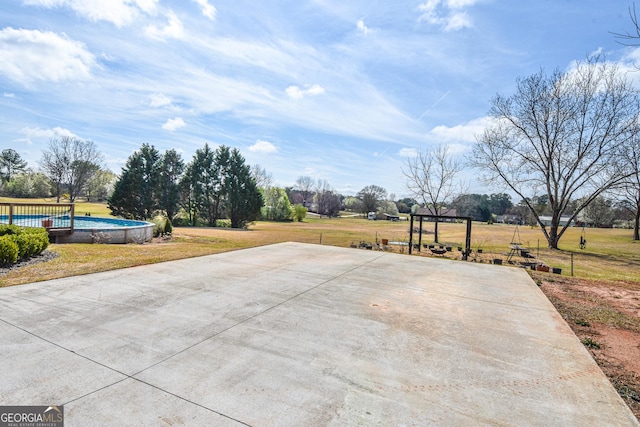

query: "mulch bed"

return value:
[0, 251, 59, 276]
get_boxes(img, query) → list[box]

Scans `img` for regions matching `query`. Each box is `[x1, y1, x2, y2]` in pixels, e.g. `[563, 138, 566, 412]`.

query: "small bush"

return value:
[0, 224, 22, 236]
[0, 227, 48, 265]
[0, 235, 19, 265]
[215, 219, 231, 228]
[164, 217, 173, 235]
[293, 204, 307, 222]
[151, 214, 166, 237]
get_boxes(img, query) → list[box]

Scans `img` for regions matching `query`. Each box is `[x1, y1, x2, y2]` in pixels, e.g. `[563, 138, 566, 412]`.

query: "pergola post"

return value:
[409, 215, 414, 254]
[463, 218, 472, 260]
[408, 213, 473, 261]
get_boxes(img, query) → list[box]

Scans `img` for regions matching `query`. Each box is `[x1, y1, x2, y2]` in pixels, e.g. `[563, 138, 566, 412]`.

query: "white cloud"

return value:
[146, 12, 184, 40]
[428, 117, 488, 143]
[23, 0, 158, 27]
[417, 0, 475, 31]
[149, 93, 172, 107]
[249, 139, 277, 153]
[285, 86, 304, 100]
[444, 12, 471, 31]
[3, 93, 15, 98]
[285, 84, 326, 99]
[162, 117, 185, 131]
[447, 0, 478, 8]
[193, 0, 216, 20]
[21, 126, 77, 143]
[0, 28, 95, 85]
[357, 19, 370, 35]
[399, 147, 418, 157]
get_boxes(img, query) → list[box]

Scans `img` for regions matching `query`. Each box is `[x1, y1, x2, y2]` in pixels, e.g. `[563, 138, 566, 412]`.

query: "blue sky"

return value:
[1, 0, 639, 198]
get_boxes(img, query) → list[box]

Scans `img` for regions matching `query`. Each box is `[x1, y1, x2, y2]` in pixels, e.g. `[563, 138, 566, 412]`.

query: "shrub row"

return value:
[0, 225, 49, 265]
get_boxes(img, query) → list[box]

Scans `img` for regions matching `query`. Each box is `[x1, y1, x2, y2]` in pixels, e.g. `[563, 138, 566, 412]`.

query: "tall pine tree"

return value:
[226, 148, 263, 228]
[108, 144, 161, 219]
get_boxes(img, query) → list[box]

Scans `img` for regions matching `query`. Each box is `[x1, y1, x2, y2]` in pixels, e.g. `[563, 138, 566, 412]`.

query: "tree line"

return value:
[0, 141, 114, 202]
[109, 143, 263, 229]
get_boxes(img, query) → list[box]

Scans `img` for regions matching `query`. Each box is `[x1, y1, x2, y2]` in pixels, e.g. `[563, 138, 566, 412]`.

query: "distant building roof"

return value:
[415, 207, 457, 217]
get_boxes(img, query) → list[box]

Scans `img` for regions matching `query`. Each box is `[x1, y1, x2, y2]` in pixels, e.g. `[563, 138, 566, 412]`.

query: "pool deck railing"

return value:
[0, 202, 75, 236]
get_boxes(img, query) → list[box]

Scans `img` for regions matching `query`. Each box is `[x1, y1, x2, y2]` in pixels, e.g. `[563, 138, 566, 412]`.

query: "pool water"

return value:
[0, 215, 148, 229]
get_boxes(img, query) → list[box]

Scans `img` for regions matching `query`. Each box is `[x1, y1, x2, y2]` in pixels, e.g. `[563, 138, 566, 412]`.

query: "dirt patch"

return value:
[538, 273, 640, 420]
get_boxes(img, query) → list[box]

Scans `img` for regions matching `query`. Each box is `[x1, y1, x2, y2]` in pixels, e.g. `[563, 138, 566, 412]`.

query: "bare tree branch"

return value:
[471, 55, 640, 248]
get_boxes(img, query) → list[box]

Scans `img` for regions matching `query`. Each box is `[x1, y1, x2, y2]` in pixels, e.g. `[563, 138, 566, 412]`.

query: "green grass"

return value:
[0, 202, 639, 287]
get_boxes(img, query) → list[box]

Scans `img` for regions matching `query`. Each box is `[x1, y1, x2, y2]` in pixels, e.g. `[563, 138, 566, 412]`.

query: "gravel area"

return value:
[0, 251, 59, 276]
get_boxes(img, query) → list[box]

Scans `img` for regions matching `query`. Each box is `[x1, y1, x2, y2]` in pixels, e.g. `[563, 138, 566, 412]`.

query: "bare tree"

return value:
[611, 3, 640, 45]
[39, 137, 103, 202]
[314, 179, 341, 217]
[617, 135, 640, 240]
[472, 55, 639, 249]
[402, 144, 463, 242]
[251, 164, 273, 189]
[295, 176, 315, 206]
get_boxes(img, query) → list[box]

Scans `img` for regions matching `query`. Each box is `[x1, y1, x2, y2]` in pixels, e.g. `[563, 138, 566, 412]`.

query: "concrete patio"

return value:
[0, 242, 637, 426]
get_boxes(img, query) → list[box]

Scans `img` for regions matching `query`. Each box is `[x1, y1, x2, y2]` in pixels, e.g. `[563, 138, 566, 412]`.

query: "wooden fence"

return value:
[0, 202, 75, 235]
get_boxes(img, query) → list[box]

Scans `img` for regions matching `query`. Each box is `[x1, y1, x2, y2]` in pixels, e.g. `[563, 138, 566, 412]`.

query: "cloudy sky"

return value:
[1, 0, 639, 197]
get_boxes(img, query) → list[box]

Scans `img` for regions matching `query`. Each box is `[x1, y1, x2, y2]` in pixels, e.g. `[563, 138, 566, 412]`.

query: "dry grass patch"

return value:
[1, 217, 639, 286]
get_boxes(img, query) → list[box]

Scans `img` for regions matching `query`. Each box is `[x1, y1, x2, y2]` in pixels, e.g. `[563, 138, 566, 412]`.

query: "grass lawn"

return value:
[1, 214, 638, 287]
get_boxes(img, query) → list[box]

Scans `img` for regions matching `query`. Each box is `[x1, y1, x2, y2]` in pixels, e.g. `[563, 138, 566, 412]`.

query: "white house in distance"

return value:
[537, 216, 575, 227]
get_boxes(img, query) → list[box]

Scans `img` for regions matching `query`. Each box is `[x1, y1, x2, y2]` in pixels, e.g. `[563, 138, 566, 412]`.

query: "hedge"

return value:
[0, 235, 19, 265]
[0, 225, 49, 266]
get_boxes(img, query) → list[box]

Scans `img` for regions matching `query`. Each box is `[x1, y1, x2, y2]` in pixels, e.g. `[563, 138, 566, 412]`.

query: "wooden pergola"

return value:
[409, 213, 473, 260]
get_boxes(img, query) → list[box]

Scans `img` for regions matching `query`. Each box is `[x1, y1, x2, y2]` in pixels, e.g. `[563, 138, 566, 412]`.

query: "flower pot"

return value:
[477, 249, 483, 254]
[552, 267, 562, 275]
[381, 239, 389, 245]
[41, 219, 53, 228]
[493, 258, 502, 265]
[536, 265, 550, 273]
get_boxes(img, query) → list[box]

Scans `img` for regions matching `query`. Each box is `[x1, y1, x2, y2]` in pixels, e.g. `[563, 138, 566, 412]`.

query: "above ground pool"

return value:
[0, 214, 154, 244]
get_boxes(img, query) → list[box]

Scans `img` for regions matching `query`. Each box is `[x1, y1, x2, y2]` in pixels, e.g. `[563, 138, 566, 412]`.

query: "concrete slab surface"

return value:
[0, 242, 638, 426]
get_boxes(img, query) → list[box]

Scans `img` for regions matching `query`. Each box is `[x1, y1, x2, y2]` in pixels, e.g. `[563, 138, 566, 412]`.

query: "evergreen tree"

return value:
[178, 162, 199, 226]
[0, 149, 28, 182]
[159, 149, 184, 219]
[108, 144, 161, 219]
[225, 148, 263, 228]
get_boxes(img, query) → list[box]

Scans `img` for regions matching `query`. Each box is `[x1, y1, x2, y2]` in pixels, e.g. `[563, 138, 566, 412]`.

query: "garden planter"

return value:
[41, 219, 53, 228]
[536, 265, 550, 273]
[381, 239, 388, 245]
[552, 267, 562, 275]
[493, 258, 502, 265]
